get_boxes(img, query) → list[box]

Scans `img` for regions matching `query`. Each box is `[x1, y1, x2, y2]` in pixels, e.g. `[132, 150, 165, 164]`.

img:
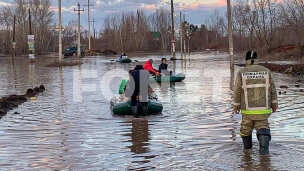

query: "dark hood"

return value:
[133, 65, 144, 70]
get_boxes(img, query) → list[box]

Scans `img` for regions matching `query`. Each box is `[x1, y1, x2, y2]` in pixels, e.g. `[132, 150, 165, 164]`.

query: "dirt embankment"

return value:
[84, 49, 118, 56]
[236, 45, 304, 76]
[0, 85, 45, 117]
[264, 45, 304, 61]
[236, 62, 304, 76]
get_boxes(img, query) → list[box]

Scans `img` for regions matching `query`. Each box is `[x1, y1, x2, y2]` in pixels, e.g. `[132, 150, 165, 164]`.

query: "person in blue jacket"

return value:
[120, 53, 127, 59]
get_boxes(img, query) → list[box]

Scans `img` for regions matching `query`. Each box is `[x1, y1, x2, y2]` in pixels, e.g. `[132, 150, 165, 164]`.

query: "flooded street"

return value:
[0, 53, 304, 170]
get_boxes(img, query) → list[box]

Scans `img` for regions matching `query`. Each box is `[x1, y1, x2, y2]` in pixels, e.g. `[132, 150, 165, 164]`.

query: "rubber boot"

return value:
[141, 106, 148, 116]
[241, 135, 252, 149]
[131, 106, 138, 118]
[258, 135, 270, 155]
[137, 101, 142, 116]
[257, 128, 271, 155]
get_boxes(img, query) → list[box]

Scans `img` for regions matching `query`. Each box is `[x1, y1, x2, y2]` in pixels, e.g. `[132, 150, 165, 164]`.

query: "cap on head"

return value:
[149, 59, 153, 63]
[246, 51, 257, 61]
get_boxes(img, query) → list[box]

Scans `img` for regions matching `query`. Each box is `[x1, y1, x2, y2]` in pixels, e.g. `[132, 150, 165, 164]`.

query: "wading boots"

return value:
[257, 128, 271, 155]
[131, 106, 138, 118]
[242, 135, 252, 149]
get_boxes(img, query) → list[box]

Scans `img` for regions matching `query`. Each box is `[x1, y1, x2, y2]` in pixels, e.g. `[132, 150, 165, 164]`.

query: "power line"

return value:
[180, 0, 200, 9]
[66, 0, 72, 7]
[178, 0, 204, 11]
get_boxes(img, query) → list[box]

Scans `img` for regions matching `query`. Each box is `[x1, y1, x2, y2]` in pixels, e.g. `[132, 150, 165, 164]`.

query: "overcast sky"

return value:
[0, 0, 227, 31]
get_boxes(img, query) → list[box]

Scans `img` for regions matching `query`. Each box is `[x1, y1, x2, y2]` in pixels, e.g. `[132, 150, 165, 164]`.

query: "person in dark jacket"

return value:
[120, 52, 127, 59]
[125, 65, 150, 117]
[158, 58, 173, 76]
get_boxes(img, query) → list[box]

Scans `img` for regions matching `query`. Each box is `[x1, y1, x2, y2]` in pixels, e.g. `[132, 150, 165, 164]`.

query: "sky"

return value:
[0, 0, 227, 32]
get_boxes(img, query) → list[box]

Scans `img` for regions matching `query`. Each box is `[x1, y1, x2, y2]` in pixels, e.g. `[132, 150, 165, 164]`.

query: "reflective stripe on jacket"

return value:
[233, 60, 278, 115]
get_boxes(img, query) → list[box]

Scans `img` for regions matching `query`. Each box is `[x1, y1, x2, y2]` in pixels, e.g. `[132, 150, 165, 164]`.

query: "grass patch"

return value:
[45, 59, 83, 67]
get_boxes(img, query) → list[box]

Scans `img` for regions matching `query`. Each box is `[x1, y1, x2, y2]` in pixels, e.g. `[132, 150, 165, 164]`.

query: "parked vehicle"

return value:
[62, 46, 84, 57]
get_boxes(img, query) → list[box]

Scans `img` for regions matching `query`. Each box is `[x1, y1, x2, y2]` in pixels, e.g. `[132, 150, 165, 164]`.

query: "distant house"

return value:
[145, 31, 161, 41]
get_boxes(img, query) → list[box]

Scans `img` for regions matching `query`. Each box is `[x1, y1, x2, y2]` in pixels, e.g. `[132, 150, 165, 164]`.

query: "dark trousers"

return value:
[131, 96, 148, 106]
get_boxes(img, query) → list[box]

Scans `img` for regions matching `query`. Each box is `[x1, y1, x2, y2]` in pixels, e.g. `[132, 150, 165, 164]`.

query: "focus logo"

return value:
[72, 68, 231, 103]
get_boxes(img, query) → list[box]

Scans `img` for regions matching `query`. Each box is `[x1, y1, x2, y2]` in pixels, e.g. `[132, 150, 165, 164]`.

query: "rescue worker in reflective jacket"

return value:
[233, 51, 278, 155]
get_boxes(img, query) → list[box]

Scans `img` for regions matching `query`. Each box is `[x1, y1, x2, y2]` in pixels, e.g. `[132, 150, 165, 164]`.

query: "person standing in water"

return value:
[233, 51, 278, 155]
[125, 65, 150, 117]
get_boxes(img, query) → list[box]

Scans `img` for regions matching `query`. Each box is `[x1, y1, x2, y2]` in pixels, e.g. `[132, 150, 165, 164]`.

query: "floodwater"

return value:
[0, 53, 304, 170]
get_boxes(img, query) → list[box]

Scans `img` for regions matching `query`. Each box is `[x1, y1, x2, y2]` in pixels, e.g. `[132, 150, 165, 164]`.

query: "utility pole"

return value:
[120, 28, 123, 52]
[188, 34, 190, 55]
[28, 8, 35, 60]
[12, 15, 16, 64]
[180, 12, 183, 59]
[170, 0, 175, 59]
[91, 18, 97, 47]
[227, 0, 234, 71]
[183, 14, 186, 55]
[84, 0, 94, 50]
[58, 0, 62, 61]
[29, 9, 32, 36]
[137, 8, 140, 50]
[74, 2, 84, 58]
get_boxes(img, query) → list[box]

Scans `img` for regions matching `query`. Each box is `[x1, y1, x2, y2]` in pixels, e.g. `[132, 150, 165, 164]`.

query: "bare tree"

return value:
[24, 0, 54, 54]
[148, 8, 171, 51]
[279, 0, 304, 47]
[252, 0, 280, 54]
[0, 6, 13, 55]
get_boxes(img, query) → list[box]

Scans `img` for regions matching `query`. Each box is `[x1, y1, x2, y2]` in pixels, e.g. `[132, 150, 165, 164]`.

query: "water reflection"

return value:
[258, 155, 272, 171]
[128, 118, 150, 155]
[157, 82, 176, 94]
[230, 68, 235, 91]
[172, 60, 176, 73]
[29, 64, 35, 88]
[239, 152, 272, 170]
[240, 151, 253, 170]
[59, 67, 64, 97]
[12, 63, 17, 93]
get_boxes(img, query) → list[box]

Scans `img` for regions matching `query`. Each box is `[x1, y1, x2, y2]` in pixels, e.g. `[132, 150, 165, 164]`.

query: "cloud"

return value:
[0, 1, 12, 6]
[0, 0, 227, 30]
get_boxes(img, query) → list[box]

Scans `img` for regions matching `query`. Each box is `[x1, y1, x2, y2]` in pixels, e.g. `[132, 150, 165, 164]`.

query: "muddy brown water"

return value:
[0, 53, 304, 170]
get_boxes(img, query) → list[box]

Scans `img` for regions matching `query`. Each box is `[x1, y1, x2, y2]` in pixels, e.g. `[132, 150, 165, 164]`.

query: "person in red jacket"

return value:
[143, 59, 160, 76]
